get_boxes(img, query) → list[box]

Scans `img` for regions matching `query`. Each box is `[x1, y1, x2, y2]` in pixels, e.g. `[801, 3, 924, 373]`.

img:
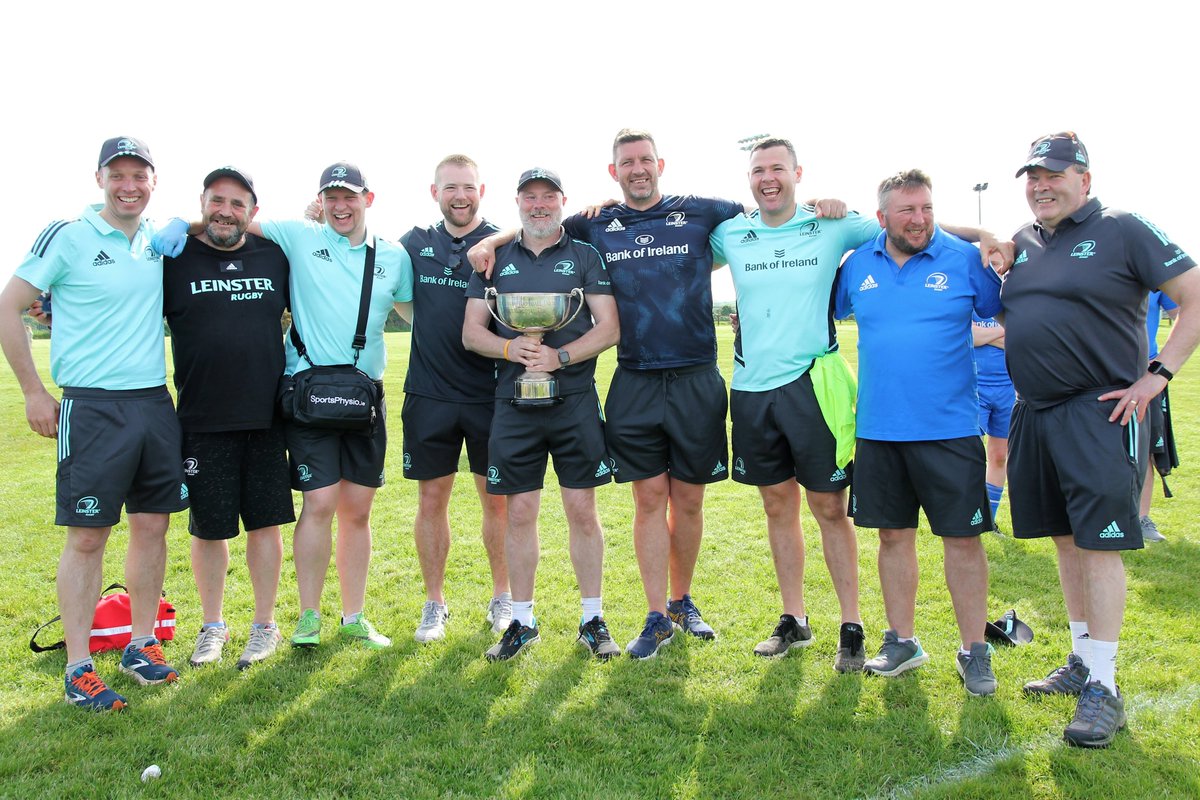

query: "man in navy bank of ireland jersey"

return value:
[471, 129, 743, 660]
[463, 168, 620, 662]
[162, 166, 294, 670]
[835, 169, 1002, 696]
[398, 155, 510, 643]
[1, 136, 187, 710]
[1003, 132, 1199, 747]
[972, 313, 1014, 531]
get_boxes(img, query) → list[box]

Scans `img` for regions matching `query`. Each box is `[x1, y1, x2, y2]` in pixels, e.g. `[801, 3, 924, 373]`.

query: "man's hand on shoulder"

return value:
[152, 218, 191, 258]
[809, 198, 848, 219]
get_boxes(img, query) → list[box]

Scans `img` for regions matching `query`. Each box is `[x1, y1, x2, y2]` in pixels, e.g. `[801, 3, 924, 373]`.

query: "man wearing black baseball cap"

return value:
[162, 166, 293, 670]
[1002, 131, 1200, 747]
[1, 135, 188, 710]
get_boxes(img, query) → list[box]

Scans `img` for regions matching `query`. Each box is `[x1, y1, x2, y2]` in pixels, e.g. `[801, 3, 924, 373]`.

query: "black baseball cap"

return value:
[319, 161, 368, 194]
[203, 166, 257, 204]
[98, 136, 154, 169]
[517, 167, 564, 193]
[1015, 132, 1090, 177]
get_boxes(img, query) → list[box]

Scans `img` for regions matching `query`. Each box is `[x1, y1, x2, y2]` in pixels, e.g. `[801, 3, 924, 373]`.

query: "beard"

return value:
[521, 210, 561, 239]
[204, 219, 246, 248]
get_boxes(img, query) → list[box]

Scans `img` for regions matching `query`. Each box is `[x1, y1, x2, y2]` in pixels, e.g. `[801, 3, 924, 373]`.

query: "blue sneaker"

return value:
[626, 611, 675, 659]
[65, 665, 127, 711]
[118, 639, 180, 686]
[667, 594, 717, 640]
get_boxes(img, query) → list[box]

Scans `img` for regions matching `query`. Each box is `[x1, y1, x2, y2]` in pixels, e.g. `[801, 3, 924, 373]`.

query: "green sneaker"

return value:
[339, 615, 392, 649]
[291, 609, 321, 648]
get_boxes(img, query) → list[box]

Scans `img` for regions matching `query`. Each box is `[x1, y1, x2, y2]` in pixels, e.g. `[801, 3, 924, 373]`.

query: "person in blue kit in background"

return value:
[972, 314, 1014, 531]
[835, 169, 1002, 697]
[1139, 290, 1179, 542]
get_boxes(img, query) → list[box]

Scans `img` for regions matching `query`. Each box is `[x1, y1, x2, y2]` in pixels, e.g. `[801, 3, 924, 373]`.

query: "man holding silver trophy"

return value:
[463, 168, 621, 661]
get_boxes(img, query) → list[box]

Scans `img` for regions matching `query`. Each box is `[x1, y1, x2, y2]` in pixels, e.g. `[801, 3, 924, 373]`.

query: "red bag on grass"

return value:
[30, 582, 176, 654]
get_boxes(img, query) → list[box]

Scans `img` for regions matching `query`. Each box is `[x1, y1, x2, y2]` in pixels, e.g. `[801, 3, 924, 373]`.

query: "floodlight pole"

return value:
[973, 182, 989, 225]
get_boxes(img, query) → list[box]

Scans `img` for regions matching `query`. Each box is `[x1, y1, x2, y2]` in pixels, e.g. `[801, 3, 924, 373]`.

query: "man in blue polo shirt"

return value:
[1, 136, 187, 711]
[972, 314, 1014, 531]
[1139, 290, 1179, 542]
[835, 169, 1002, 696]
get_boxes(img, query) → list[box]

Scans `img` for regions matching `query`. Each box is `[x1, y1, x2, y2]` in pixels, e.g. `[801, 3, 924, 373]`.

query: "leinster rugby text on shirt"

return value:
[189, 278, 279, 301]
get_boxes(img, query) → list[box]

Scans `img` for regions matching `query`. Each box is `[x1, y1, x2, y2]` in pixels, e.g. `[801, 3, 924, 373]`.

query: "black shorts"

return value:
[183, 422, 295, 540]
[55, 387, 188, 527]
[285, 393, 388, 491]
[486, 390, 611, 495]
[730, 371, 851, 491]
[850, 437, 990, 537]
[401, 394, 492, 480]
[604, 362, 729, 484]
[1008, 393, 1146, 551]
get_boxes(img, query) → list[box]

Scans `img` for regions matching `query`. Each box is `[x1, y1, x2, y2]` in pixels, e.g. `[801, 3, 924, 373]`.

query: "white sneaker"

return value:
[236, 624, 282, 670]
[189, 625, 229, 666]
[1140, 515, 1166, 543]
[415, 601, 449, 642]
[486, 592, 513, 634]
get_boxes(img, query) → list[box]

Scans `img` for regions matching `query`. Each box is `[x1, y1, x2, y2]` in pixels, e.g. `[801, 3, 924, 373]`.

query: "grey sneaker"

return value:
[1140, 515, 1166, 543]
[753, 614, 813, 657]
[956, 642, 997, 696]
[1023, 652, 1090, 697]
[415, 601, 450, 642]
[577, 616, 621, 660]
[1063, 681, 1126, 748]
[666, 594, 717, 640]
[236, 624, 282, 670]
[834, 622, 866, 673]
[486, 593, 513, 634]
[189, 625, 229, 667]
[864, 629, 929, 677]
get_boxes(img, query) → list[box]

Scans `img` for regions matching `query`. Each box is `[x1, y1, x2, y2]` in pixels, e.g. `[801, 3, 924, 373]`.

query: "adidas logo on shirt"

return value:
[830, 468, 846, 482]
[1098, 520, 1125, 539]
[970, 509, 983, 526]
[605, 219, 625, 232]
[740, 231, 759, 244]
[420, 246, 435, 257]
[858, 274, 879, 291]
[312, 248, 332, 262]
[595, 461, 611, 478]
[712, 460, 727, 476]
[498, 264, 520, 277]
[92, 250, 115, 266]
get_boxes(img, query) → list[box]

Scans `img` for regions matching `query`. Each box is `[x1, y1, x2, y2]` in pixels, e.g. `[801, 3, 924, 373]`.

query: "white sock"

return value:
[342, 612, 362, 625]
[512, 601, 535, 627]
[1069, 621, 1091, 666]
[581, 596, 603, 623]
[66, 657, 94, 676]
[1089, 639, 1119, 692]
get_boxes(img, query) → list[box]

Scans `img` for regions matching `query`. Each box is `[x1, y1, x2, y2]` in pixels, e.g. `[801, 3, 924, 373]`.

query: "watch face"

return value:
[558, 349, 570, 365]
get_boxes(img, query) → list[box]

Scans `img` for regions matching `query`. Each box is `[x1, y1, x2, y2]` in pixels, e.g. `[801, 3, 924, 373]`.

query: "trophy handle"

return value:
[554, 288, 586, 331]
[482, 287, 513, 332]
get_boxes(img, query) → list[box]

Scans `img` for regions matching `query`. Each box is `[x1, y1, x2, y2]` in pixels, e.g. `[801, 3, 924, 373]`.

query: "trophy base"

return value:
[512, 375, 560, 407]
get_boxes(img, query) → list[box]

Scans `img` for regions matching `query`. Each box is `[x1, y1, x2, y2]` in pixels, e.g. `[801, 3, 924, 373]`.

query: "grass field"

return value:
[1, 326, 1197, 799]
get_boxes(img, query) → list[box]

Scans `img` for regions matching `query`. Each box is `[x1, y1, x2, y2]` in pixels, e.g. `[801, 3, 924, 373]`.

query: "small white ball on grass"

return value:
[141, 764, 161, 782]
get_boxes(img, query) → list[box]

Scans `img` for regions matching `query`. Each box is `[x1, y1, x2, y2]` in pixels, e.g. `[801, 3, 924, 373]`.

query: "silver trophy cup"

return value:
[484, 288, 584, 406]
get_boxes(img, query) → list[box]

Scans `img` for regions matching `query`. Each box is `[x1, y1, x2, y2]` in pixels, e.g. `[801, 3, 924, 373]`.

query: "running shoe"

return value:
[1023, 652, 1090, 697]
[753, 614, 813, 657]
[486, 592, 513, 634]
[1063, 681, 1126, 748]
[236, 624, 283, 670]
[667, 594, 716, 640]
[486, 619, 540, 661]
[339, 615, 392, 649]
[956, 642, 998, 696]
[290, 609, 321, 648]
[415, 601, 450, 643]
[189, 625, 229, 667]
[577, 616, 620, 660]
[1140, 515, 1166, 543]
[119, 639, 180, 685]
[626, 611, 675, 659]
[65, 665, 126, 711]
[834, 622, 866, 673]
[863, 629, 929, 677]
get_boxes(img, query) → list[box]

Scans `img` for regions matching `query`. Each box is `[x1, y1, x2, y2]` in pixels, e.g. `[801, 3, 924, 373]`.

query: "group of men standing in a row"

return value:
[2, 129, 1195, 752]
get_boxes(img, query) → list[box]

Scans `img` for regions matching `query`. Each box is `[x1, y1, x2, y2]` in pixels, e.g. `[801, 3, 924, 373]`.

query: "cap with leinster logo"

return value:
[517, 167, 564, 193]
[98, 136, 154, 169]
[1015, 132, 1089, 177]
[319, 161, 368, 194]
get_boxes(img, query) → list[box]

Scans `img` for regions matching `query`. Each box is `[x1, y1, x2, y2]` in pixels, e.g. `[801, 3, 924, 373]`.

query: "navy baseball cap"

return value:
[203, 166, 257, 204]
[319, 161, 368, 194]
[98, 136, 154, 169]
[1015, 132, 1089, 177]
[517, 167, 564, 193]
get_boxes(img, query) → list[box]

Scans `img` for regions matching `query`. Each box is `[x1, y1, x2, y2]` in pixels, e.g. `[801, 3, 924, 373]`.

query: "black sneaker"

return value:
[485, 620, 540, 662]
[1023, 652, 1090, 697]
[753, 614, 813, 657]
[834, 622, 866, 672]
[577, 616, 620, 660]
[1063, 681, 1126, 748]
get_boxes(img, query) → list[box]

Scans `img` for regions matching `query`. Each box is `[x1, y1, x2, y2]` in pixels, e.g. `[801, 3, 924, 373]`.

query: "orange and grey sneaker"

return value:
[118, 638, 180, 685]
[66, 665, 127, 711]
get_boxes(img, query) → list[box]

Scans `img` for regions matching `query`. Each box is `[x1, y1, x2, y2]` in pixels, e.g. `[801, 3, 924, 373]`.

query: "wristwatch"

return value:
[1148, 360, 1174, 381]
[557, 348, 571, 367]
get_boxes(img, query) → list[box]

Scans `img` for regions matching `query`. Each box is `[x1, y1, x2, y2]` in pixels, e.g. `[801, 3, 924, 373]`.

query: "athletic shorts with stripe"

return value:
[485, 389, 611, 495]
[183, 421, 295, 540]
[285, 389, 388, 491]
[55, 387, 189, 527]
[978, 381, 1016, 438]
[1008, 391, 1147, 550]
[730, 371, 850, 492]
[603, 362, 729, 484]
[401, 394, 492, 480]
[850, 437, 991, 537]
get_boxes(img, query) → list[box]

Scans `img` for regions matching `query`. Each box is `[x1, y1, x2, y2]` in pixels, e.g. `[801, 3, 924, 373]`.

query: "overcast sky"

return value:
[3, 1, 1194, 300]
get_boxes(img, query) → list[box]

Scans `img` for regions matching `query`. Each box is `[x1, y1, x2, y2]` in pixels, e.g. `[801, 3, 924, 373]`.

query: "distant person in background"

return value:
[972, 314, 1015, 531]
[1139, 290, 1180, 542]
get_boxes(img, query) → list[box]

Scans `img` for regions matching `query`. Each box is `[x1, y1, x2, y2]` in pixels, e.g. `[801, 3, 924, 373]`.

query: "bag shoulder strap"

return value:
[289, 237, 377, 369]
[29, 582, 128, 653]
